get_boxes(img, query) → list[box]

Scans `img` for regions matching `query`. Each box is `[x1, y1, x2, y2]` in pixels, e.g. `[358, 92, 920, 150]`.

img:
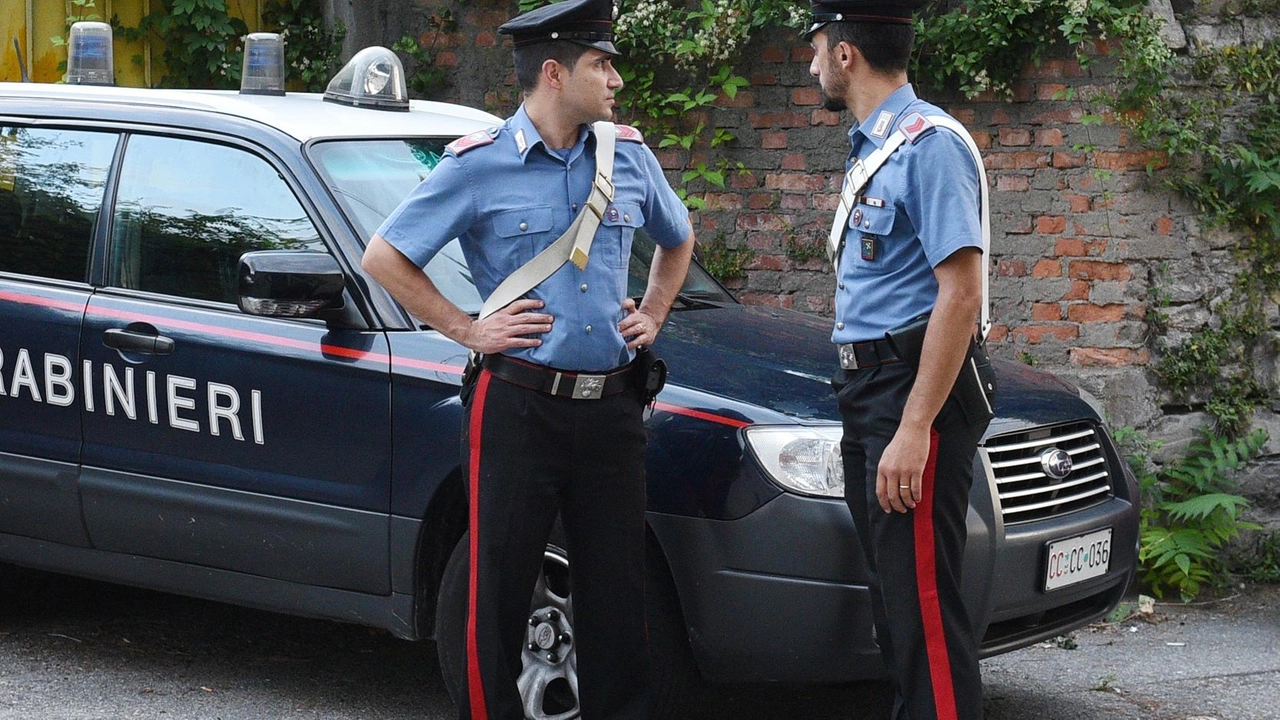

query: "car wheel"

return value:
[435, 530, 697, 720]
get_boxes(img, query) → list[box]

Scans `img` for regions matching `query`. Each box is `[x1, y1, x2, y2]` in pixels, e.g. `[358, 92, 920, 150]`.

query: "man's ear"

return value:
[541, 58, 565, 90]
[835, 40, 860, 71]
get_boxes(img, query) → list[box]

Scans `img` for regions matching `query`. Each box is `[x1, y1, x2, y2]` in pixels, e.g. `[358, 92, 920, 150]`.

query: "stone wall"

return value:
[385, 1, 1278, 521]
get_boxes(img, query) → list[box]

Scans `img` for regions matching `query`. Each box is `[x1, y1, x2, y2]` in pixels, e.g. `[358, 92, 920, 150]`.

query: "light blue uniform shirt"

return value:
[832, 84, 982, 344]
[377, 105, 690, 371]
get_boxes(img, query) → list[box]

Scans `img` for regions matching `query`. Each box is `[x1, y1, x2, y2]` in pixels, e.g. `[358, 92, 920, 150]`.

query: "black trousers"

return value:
[834, 359, 989, 720]
[457, 368, 650, 720]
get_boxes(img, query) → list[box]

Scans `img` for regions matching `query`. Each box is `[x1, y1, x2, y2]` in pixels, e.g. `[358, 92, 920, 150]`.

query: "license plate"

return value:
[1044, 528, 1112, 591]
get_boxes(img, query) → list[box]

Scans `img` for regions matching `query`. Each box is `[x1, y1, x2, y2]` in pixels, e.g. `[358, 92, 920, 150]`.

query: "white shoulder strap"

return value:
[926, 115, 991, 340]
[826, 115, 991, 340]
[477, 121, 618, 320]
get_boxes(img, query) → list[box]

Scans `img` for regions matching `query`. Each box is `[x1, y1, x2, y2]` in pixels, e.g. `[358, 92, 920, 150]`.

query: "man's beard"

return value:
[820, 69, 848, 112]
[822, 94, 847, 112]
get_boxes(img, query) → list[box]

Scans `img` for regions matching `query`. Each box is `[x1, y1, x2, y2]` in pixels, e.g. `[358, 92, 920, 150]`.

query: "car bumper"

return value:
[647, 469, 1138, 684]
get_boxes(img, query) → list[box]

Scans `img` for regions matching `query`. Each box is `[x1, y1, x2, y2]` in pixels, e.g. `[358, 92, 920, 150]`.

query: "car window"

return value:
[310, 138, 734, 315]
[0, 126, 116, 282]
[109, 135, 325, 304]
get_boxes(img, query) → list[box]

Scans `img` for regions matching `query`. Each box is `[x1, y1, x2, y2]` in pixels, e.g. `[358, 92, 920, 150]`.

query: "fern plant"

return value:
[1121, 428, 1266, 601]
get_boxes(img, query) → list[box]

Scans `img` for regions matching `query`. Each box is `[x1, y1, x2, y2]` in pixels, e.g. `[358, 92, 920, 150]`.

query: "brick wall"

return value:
[405, 1, 1277, 453]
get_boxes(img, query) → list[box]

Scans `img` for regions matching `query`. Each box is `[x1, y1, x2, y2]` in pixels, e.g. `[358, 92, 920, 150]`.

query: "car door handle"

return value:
[103, 328, 175, 355]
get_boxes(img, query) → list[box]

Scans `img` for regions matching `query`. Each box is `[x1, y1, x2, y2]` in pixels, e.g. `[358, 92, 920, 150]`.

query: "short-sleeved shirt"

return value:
[832, 84, 982, 344]
[377, 105, 690, 371]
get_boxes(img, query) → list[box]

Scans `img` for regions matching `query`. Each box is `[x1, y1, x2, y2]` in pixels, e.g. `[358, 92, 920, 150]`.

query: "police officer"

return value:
[361, 0, 694, 718]
[802, 2, 991, 719]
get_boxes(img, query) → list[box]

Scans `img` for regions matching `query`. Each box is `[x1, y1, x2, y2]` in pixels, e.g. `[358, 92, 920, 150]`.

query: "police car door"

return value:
[78, 131, 393, 595]
[0, 124, 116, 550]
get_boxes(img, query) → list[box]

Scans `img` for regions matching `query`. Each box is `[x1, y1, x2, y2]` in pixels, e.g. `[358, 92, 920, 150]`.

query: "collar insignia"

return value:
[870, 110, 894, 139]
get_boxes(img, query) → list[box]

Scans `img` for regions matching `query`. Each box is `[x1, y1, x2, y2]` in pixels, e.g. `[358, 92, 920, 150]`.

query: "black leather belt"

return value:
[837, 338, 900, 370]
[483, 353, 634, 400]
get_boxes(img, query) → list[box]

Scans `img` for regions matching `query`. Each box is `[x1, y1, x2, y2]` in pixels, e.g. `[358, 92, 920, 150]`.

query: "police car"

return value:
[0, 34, 1139, 720]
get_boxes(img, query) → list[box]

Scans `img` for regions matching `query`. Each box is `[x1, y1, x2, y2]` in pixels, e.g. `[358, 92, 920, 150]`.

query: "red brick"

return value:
[435, 51, 458, 67]
[1067, 303, 1126, 322]
[1032, 303, 1063, 321]
[997, 260, 1028, 277]
[811, 109, 842, 126]
[1036, 128, 1065, 147]
[1069, 347, 1150, 366]
[1011, 82, 1036, 103]
[761, 46, 787, 63]
[1056, 238, 1107, 256]
[1068, 260, 1133, 281]
[780, 194, 809, 210]
[999, 128, 1033, 147]
[1037, 82, 1069, 100]
[765, 173, 826, 192]
[1032, 259, 1063, 278]
[1065, 194, 1091, 213]
[749, 111, 808, 129]
[985, 152, 1050, 170]
[1036, 216, 1067, 234]
[791, 88, 822, 106]
[972, 131, 993, 150]
[1053, 152, 1086, 169]
[1093, 150, 1169, 171]
[781, 153, 807, 171]
[986, 325, 1010, 343]
[991, 109, 1012, 125]
[750, 73, 777, 86]
[791, 46, 814, 62]
[730, 172, 759, 189]
[737, 213, 789, 232]
[813, 194, 840, 211]
[761, 132, 788, 150]
[703, 193, 743, 211]
[1013, 325, 1080, 343]
[1025, 58, 1086, 79]
[750, 254, 788, 271]
[715, 91, 755, 108]
[1156, 217, 1174, 235]
[1062, 280, 1090, 301]
[474, 31, 496, 47]
[951, 108, 977, 125]
[996, 175, 1029, 192]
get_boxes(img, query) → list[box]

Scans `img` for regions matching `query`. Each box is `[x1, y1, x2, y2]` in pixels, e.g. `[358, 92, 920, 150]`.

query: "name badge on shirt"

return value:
[860, 235, 876, 261]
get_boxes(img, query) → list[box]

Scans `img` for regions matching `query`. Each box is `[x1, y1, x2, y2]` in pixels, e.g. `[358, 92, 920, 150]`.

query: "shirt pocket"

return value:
[598, 201, 644, 269]
[849, 200, 898, 272]
[492, 205, 554, 265]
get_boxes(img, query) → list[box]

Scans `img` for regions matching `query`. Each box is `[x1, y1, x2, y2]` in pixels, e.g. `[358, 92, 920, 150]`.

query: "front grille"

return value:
[983, 421, 1114, 524]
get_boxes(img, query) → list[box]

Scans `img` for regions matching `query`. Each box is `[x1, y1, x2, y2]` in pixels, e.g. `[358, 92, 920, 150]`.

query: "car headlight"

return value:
[743, 425, 845, 498]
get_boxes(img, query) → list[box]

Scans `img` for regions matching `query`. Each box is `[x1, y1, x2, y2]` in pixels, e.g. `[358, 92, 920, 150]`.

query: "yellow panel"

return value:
[0, 1, 264, 88]
[0, 1, 29, 82]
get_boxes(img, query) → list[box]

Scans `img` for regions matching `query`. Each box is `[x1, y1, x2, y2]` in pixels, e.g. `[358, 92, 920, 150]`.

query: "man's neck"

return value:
[849, 73, 909, 128]
[523, 95, 582, 150]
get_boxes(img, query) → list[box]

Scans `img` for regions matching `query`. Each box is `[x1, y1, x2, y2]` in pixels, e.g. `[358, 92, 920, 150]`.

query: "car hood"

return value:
[655, 304, 1097, 428]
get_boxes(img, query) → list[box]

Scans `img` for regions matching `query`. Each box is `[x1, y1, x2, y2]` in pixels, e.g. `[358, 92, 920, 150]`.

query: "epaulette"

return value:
[446, 127, 500, 156]
[616, 125, 645, 143]
[897, 112, 936, 145]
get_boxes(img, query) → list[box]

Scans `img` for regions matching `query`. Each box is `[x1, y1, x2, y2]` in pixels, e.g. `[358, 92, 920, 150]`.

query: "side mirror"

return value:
[237, 251, 346, 318]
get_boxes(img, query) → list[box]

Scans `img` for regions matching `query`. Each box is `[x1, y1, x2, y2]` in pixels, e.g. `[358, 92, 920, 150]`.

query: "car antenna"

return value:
[13, 37, 30, 82]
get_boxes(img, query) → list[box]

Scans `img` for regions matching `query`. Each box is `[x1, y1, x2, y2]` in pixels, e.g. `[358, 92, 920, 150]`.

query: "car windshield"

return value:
[309, 138, 733, 315]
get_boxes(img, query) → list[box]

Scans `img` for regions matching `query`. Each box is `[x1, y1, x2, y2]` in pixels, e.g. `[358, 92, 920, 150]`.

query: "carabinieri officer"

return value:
[803, 2, 994, 719]
[362, 1, 694, 718]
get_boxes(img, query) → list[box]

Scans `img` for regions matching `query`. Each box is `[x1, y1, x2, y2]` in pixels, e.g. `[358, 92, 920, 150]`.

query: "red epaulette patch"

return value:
[446, 128, 498, 156]
[616, 125, 645, 143]
[898, 112, 935, 144]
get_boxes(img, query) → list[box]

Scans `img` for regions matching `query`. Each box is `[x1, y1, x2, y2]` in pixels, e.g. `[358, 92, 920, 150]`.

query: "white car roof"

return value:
[0, 82, 502, 141]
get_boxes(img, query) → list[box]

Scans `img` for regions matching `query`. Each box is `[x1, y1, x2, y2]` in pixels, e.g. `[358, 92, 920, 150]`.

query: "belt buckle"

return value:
[571, 373, 606, 400]
[839, 343, 859, 370]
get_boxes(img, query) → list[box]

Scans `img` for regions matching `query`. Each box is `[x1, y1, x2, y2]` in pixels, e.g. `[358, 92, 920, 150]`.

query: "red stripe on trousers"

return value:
[466, 371, 493, 720]
[915, 427, 958, 720]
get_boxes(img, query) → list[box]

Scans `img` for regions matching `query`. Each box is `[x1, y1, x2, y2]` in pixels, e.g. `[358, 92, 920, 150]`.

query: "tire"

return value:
[434, 530, 699, 720]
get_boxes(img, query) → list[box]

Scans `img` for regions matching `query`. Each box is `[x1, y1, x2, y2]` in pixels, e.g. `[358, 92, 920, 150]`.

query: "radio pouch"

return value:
[884, 315, 996, 425]
[460, 352, 482, 407]
[633, 345, 667, 406]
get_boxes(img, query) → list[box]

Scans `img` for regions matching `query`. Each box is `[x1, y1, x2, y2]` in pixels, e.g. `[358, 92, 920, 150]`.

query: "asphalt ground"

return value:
[0, 564, 1276, 719]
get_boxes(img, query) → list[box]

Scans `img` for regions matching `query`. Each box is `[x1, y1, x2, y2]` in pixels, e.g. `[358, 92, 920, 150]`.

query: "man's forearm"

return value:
[637, 231, 695, 327]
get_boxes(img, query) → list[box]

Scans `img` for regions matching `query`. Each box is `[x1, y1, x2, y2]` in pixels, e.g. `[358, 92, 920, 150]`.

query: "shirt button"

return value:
[585, 325, 593, 333]
[837, 322, 845, 330]
[519, 222, 528, 231]
[580, 283, 589, 292]
[623, 214, 631, 223]
[838, 282, 845, 290]
[863, 221, 871, 228]
[572, 203, 578, 212]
